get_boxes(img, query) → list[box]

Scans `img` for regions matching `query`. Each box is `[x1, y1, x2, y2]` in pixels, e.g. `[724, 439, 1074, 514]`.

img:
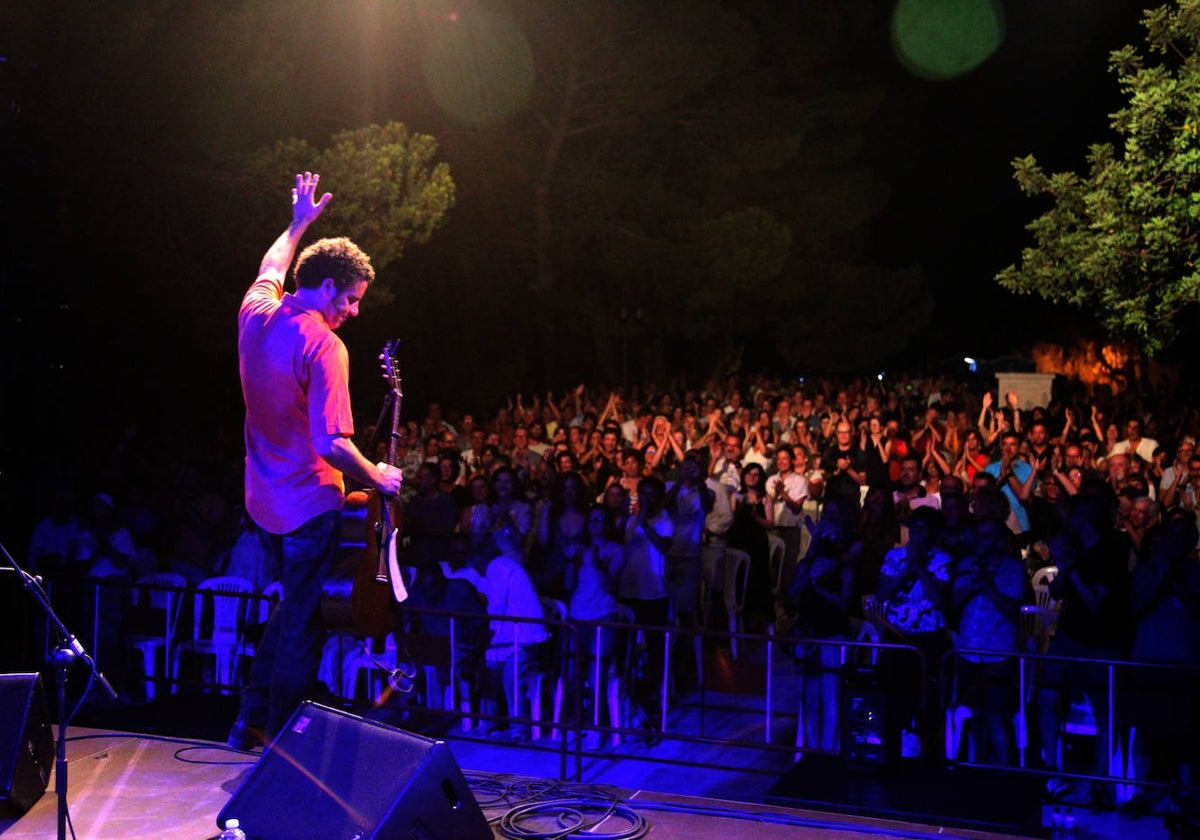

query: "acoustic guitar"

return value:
[322, 339, 406, 637]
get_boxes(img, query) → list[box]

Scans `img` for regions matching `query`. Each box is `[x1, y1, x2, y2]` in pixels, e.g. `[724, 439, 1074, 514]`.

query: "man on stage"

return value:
[228, 172, 402, 747]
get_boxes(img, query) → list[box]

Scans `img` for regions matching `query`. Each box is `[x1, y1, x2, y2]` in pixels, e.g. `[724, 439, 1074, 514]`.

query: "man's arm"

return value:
[316, 434, 403, 496]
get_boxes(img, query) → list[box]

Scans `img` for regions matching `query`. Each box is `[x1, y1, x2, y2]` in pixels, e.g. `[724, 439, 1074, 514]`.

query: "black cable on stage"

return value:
[624, 796, 988, 840]
[65, 731, 260, 765]
[497, 797, 649, 840]
[466, 772, 994, 840]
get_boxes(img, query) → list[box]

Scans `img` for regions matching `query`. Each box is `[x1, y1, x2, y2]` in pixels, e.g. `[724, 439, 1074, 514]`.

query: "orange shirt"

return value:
[238, 272, 354, 534]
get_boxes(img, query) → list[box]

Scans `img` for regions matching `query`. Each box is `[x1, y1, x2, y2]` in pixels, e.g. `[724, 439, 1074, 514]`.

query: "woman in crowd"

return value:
[486, 466, 534, 566]
[563, 504, 628, 727]
[727, 461, 775, 629]
[602, 483, 632, 540]
[856, 487, 899, 602]
[790, 498, 856, 751]
[533, 470, 591, 599]
[954, 428, 989, 484]
[861, 413, 893, 491]
[619, 476, 674, 740]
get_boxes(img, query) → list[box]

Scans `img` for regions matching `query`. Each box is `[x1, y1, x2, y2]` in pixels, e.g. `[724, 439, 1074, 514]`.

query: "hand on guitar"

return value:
[374, 462, 403, 496]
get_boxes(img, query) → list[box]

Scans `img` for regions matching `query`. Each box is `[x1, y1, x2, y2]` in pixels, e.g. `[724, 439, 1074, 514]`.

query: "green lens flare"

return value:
[422, 11, 534, 127]
[891, 0, 1005, 81]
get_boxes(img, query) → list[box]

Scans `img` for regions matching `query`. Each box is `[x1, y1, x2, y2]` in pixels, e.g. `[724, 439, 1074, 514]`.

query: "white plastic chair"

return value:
[723, 548, 751, 659]
[1031, 565, 1058, 610]
[1019, 603, 1057, 654]
[171, 575, 254, 694]
[767, 533, 786, 593]
[318, 633, 359, 697]
[129, 572, 187, 700]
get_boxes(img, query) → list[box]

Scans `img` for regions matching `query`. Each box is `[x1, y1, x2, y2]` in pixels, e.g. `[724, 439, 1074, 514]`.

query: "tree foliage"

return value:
[248, 121, 455, 290]
[997, 0, 1200, 355]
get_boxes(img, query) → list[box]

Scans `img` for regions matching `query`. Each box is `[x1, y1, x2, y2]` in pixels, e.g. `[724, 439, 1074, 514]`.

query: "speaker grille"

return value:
[218, 703, 490, 840]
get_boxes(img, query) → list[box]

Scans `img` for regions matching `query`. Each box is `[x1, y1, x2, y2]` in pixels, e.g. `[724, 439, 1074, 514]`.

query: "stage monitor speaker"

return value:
[217, 702, 491, 840]
[0, 672, 54, 817]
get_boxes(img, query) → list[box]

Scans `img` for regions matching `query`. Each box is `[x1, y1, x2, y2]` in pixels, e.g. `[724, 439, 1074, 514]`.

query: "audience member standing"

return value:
[765, 445, 809, 590]
[1037, 492, 1130, 804]
[533, 471, 590, 599]
[1123, 511, 1200, 812]
[949, 515, 1026, 765]
[403, 462, 458, 573]
[485, 466, 534, 566]
[820, 421, 866, 508]
[790, 498, 856, 751]
[985, 431, 1037, 549]
[664, 451, 713, 640]
[619, 476, 674, 740]
[727, 462, 775, 630]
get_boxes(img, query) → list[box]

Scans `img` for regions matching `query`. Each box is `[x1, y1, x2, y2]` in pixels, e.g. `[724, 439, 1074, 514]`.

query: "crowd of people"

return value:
[21, 370, 1200, 812]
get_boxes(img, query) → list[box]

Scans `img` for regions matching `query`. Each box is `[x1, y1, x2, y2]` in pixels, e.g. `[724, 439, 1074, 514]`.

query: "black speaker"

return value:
[217, 702, 491, 840]
[0, 672, 54, 817]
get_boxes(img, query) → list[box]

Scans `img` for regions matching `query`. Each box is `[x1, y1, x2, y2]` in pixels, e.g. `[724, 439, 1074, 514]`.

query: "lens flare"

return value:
[891, 0, 1005, 81]
[422, 10, 534, 126]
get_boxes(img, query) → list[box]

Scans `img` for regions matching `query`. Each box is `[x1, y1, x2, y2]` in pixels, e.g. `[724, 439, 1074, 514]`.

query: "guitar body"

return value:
[320, 339, 408, 638]
[351, 490, 404, 638]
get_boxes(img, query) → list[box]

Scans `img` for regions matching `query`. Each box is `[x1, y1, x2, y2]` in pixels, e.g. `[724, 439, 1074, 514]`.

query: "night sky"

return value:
[863, 0, 1147, 345]
[0, 0, 1161, 537]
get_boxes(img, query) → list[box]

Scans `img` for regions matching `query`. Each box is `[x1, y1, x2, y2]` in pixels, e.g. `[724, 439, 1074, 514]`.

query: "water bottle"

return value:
[219, 818, 247, 840]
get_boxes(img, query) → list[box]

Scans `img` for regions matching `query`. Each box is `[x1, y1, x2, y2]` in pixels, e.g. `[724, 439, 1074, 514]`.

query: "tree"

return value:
[246, 121, 456, 305]
[997, 0, 1200, 356]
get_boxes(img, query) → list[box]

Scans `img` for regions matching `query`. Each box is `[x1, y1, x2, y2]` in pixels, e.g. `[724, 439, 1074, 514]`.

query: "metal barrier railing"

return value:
[44, 572, 926, 783]
[941, 646, 1200, 803]
[24, 575, 1200, 817]
[37, 575, 277, 698]
[385, 604, 928, 783]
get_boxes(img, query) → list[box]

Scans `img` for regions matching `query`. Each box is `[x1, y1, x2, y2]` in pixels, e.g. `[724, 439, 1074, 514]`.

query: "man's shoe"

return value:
[227, 720, 266, 751]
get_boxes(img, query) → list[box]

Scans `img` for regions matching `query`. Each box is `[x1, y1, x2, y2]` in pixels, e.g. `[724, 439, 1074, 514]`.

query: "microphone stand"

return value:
[1, 544, 118, 840]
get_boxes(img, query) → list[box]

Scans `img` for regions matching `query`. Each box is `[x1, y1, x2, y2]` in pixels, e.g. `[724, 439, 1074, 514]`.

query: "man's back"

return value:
[239, 277, 352, 534]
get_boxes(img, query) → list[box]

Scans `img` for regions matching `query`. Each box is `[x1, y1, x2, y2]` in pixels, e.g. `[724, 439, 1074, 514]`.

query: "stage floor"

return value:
[0, 726, 1054, 840]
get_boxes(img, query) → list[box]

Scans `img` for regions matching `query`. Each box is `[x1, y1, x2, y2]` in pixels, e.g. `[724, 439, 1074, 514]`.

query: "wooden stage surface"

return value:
[0, 727, 1040, 839]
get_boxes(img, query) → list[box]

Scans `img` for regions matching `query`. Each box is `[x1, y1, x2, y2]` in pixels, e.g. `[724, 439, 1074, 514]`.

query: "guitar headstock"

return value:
[379, 339, 403, 399]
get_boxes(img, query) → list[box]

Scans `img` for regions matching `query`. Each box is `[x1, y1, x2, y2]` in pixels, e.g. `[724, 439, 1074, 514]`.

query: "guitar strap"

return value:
[384, 525, 407, 604]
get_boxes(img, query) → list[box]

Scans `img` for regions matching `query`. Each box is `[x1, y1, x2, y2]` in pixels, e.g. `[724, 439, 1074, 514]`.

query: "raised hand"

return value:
[292, 171, 332, 229]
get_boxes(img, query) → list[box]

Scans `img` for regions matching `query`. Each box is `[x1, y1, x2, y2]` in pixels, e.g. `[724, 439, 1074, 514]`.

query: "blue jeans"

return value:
[236, 509, 340, 738]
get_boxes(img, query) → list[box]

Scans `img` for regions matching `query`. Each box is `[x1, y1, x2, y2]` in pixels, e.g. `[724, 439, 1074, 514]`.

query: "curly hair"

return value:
[293, 237, 375, 291]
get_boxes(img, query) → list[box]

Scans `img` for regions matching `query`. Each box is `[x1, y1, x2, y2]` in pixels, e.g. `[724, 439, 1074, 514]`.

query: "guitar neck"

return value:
[388, 390, 403, 468]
